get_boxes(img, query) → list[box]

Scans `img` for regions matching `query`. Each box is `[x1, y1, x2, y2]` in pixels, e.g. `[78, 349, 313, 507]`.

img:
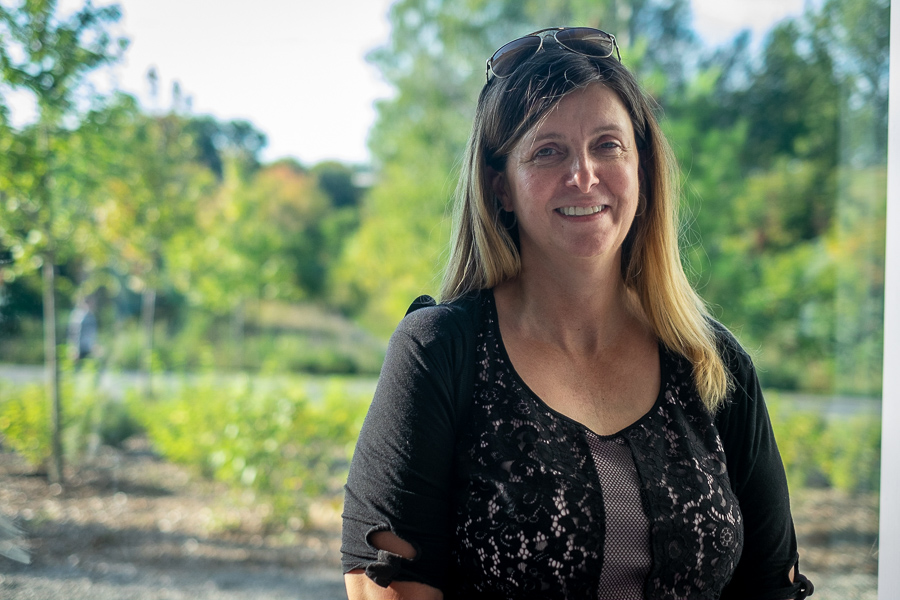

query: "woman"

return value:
[342, 27, 814, 600]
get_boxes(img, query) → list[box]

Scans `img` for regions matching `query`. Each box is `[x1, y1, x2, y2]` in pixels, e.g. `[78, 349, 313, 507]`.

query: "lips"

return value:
[557, 205, 606, 216]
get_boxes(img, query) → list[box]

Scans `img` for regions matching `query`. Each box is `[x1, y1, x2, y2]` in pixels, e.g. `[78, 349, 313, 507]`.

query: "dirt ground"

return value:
[0, 438, 347, 600]
[0, 438, 880, 600]
[790, 486, 880, 600]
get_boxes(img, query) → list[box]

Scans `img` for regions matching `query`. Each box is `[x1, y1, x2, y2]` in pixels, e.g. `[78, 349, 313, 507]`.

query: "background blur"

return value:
[0, 0, 888, 598]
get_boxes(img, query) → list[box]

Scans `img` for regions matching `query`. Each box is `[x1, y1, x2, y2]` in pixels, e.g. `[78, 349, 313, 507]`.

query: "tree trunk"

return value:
[140, 287, 156, 398]
[42, 257, 63, 484]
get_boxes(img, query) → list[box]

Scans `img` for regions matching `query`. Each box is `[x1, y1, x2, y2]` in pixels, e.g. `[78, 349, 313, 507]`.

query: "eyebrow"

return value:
[529, 124, 628, 145]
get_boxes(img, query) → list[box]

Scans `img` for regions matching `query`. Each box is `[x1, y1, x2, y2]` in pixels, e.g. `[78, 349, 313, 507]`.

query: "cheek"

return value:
[509, 170, 549, 208]
[620, 163, 642, 201]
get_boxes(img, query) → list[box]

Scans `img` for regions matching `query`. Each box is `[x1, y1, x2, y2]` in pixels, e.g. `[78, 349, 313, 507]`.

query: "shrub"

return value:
[128, 375, 370, 524]
[768, 394, 882, 493]
[0, 363, 130, 469]
[0, 382, 50, 467]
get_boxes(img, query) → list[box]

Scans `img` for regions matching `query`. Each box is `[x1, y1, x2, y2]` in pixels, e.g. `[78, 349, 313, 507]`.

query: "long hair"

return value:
[440, 42, 731, 411]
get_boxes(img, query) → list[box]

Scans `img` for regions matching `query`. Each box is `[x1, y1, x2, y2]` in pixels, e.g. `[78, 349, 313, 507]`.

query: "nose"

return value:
[566, 152, 599, 193]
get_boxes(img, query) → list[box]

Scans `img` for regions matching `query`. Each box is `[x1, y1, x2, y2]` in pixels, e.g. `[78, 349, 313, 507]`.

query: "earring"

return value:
[635, 191, 647, 217]
[500, 207, 517, 229]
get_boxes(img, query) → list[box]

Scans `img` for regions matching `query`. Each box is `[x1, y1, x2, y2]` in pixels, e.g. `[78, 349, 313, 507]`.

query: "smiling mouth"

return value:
[557, 205, 606, 217]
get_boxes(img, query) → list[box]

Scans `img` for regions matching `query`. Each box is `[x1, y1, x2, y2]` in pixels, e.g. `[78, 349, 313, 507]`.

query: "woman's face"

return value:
[495, 82, 641, 270]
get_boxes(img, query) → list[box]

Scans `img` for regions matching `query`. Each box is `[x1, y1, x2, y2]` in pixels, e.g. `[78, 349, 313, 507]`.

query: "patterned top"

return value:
[447, 291, 741, 598]
[342, 290, 812, 600]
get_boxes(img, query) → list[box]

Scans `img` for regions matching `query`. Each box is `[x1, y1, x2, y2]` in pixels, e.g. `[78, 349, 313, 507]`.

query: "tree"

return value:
[86, 92, 215, 395]
[666, 0, 888, 393]
[311, 161, 365, 209]
[167, 158, 329, 319]
[0, 0, 126, 482]
[186, 115, 267, 180]
[814, 0, 889, 166]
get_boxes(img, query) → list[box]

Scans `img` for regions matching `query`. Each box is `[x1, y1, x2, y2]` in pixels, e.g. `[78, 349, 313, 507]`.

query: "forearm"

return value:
[344, 571, 443, 600]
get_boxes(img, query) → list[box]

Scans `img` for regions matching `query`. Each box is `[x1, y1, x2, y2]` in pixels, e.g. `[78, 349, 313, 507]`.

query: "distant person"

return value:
[341, 27, 814, 599]
[68, 296, 97, 362]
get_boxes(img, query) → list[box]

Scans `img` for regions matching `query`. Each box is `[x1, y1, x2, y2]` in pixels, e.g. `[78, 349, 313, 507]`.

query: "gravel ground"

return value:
[791, 487, 880, 600]
[0, 438, 880, 600]
[0, 439, 347, 600]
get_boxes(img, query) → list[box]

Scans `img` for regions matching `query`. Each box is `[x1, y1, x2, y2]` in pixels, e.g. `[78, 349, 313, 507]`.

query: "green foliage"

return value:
[0, 0, 128, 268]
[0, 0, 889, 424]
[819, 415, 882, 492]
[311, 161, 365, 209]
[85, 93, 217, 296]
[93, 395, 142, 447]
[769, 395, 882, 493]
[0, 364, 131, 468]
[129, 377, 370, 522]
[0, 382, 49, 466]
[100, 311, 385, 375]
[333, 155, 455, 332]
[0, 367, 372, 525]
[168, 159, 338, 312]
[664, 0, 888, 395]
[185, 115, 267, 179]
[0, 314, 45, 363]
[0, 0, 130, 481]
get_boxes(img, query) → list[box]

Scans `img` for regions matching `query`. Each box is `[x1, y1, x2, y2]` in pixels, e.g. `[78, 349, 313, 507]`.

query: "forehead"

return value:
[533, 83, 632, 136]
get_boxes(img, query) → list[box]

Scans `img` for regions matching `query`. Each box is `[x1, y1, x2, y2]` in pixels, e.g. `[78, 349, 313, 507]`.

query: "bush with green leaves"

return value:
[128, 375, 370, 523]
[0, 382, 49, 467]
[0, 361, 135, 469]
[769, 395, 882, 493]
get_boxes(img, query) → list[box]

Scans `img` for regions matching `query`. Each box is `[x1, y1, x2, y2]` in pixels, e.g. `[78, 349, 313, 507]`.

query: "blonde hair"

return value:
[440, 45, 731, 411]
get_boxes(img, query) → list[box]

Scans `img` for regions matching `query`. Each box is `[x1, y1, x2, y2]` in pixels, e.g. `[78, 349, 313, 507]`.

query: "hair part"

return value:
[440, 44, 731, 410]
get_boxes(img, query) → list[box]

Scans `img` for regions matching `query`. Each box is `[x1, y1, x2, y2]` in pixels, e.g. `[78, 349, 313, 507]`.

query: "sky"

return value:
[10, 0, 812, 167]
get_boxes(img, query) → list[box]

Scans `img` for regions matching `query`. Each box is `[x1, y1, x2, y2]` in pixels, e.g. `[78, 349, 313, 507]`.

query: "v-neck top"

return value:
[451, 289, 652, 599]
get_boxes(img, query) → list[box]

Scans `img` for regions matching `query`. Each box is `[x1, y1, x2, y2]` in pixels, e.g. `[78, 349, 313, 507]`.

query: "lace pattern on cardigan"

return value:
[446, 293, 744, 599]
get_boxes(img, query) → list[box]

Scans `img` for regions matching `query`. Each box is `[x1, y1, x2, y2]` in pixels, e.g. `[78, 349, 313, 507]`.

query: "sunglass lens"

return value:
[555, 27, 614, 58]
[489, 36, 541, 78]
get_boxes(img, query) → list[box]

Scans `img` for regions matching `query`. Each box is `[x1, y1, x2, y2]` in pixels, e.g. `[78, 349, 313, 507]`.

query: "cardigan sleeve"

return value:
[715, 329, 814, 600]
[340, 300, 475, 590]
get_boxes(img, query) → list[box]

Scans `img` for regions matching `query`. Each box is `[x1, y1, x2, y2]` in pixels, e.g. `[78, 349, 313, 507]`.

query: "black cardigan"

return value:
[342, 290, 813, 599]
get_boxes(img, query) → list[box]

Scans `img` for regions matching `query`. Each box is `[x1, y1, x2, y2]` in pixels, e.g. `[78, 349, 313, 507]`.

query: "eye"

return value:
[530, 145, 566, 163]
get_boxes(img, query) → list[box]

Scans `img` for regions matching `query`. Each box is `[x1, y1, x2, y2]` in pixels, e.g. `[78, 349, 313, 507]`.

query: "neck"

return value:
[494, 252, 643, 354]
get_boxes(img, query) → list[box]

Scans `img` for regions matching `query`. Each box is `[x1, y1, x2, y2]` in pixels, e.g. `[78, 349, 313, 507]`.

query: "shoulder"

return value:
[372, 292, 484, 432]
[705, 320, 777, 464]
[393, 291, 484, 349]
[706, 318, 756, 386]
[379, 291, 485, 388]
[703, 319, 768, 434]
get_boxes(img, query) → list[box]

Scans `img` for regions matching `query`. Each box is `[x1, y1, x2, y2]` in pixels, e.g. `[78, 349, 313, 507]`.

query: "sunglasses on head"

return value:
[485, 27, 621, 83]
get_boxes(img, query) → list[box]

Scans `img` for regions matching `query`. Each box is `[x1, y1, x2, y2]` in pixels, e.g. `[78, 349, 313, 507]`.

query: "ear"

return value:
[637, 161, 648, 212]
[487, 166, 512, 211]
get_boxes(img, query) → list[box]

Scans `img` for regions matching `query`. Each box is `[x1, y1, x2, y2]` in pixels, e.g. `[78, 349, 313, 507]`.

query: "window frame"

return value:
[878, 4, 900, 598]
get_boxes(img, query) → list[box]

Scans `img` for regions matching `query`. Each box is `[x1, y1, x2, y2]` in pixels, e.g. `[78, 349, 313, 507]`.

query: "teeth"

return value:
[559, 206, 603, 216]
